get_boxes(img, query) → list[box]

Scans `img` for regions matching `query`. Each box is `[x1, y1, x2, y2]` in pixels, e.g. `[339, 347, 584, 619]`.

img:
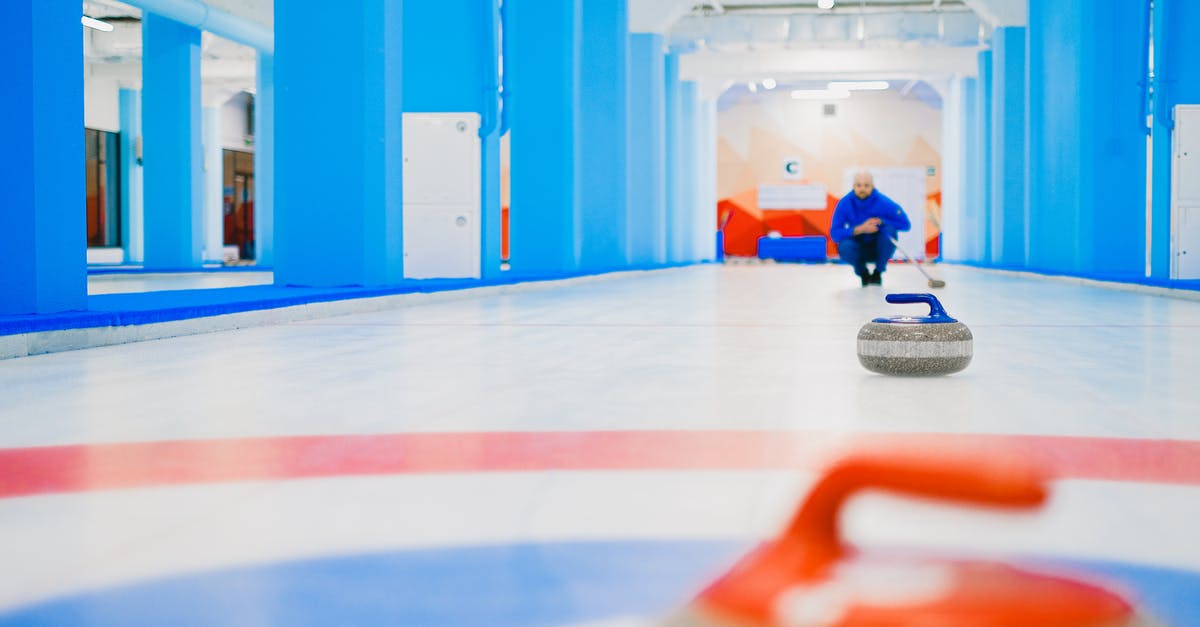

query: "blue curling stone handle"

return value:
[873, 293, 958, 324]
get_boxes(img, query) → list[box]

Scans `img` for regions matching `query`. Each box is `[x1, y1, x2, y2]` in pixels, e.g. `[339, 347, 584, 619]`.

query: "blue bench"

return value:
[756, 236, 828, 262]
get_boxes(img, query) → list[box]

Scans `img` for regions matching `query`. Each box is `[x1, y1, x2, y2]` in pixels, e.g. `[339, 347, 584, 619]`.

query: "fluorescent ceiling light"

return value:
[817, 0, 835, 8]
[82, 15, 114, 32]
[827, 80, 890, 91]
[762, 78, 777, 90]
[790, 89, 850, 100]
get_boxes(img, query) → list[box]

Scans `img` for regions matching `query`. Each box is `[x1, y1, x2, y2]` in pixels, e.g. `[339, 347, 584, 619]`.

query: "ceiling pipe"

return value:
[120, 0, 273, 54]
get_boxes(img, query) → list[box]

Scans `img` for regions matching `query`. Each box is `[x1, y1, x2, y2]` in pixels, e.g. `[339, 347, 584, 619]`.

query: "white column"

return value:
[202, 106, 225, 264]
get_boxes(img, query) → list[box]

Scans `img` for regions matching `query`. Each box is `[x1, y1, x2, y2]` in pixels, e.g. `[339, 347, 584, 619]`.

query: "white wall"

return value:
[84, 76, 121, 132]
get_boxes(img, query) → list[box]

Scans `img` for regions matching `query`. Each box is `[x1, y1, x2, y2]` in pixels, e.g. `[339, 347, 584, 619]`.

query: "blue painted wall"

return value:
[1026, 0, 1146, 277]
[579, 0, 630, 272]
[990, 27, 1026, 267]
[402, 0, 503, 278]
[142, 14, 203, 270]
[506, 0, 582, 276]
[627, 34, 667, 265]
[0, 0, 86, 315]
[274, 0, 404, 286]
[1151, 0, 1200, 278]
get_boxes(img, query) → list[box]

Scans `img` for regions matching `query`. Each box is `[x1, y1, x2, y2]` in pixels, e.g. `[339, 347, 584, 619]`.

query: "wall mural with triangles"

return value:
[717, 88, 943, 259]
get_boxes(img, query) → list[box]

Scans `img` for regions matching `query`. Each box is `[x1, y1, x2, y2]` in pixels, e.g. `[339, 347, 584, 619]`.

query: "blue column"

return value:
[578, 0, 629, 272]
[680, 81, 700, 262]
[973, 49, 993, 264]
[960, 77, 981, 261]
[990, 27, 1026, 267]
[120, 89, 145, 265]
[507, 0, 582, 276]
[255, 53, 275, 267]
[402, 0, 502, 278]
[275, 1, 403, 286]
[1151, 0, 1200, 278]
[664, 53, 685, 263]
[0, 1, 85, 314]
[628, 34, 667, 265]
[142, 14, 203, 270]
[1027, 0, 1145, 277]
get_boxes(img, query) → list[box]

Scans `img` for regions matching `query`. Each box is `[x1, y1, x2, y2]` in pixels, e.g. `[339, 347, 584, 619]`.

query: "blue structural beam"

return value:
[990, 27, 1026, 267]
[959, 76, 981, 262]
[506, 0, 582, 276]
[1150, 0, 1200, 278]
[1027, 0, 1145, 276]
[579, 0, 630, 272]
[274, 1, 403, 286]
[254, 54, 274, 267]
[627, 34, 667, 265]
[402, 0, 502, 279]
[142, 14, 203, 270]
[664, 53, 685, 263]
[0, 1, 86, 315]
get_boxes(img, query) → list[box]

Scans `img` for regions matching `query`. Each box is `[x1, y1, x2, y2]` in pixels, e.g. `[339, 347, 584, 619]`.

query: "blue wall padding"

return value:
[506, 0, 582, 276]
[0, 1, 86, 315]
[756, 236, 828, 263]
[274, 0, 404, 287]
[990, 27, 1026, 267]
[627, 34, 668, 265]
[579, 0, 630, 273]
[142, 14, 204, 270]
[1150, 0, 1200, 278]
[1026, 0, 1146, 277]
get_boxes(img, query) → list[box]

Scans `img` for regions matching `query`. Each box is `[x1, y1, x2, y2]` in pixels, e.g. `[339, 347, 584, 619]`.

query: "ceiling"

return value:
[81, 0, 1023, 103]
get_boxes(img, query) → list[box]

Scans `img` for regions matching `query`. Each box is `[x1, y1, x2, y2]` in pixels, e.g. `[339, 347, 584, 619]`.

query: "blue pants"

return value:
[837, 233, 896, 277]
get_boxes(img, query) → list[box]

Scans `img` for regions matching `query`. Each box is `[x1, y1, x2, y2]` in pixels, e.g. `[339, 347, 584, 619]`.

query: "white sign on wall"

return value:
[782, 157, 804, 181]
[759, 184, 828, 209]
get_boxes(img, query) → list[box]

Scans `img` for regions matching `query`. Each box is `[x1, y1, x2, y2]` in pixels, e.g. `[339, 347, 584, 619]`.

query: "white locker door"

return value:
[844, 167, 927, 260]
[403, 113, 481, 279]
[1173, 105, 1200, 280]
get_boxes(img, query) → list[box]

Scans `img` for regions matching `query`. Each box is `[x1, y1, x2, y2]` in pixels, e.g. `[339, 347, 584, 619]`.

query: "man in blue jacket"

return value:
[829, 171, 912, 286]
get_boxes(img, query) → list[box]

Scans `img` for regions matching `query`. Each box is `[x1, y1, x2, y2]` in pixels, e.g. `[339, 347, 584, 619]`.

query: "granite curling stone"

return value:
[857, 293, 972, 376]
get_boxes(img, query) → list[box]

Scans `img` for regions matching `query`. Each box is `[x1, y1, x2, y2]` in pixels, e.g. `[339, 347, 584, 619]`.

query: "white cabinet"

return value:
[1173, 105, 1200, 280]
[403, 113, 481, 279]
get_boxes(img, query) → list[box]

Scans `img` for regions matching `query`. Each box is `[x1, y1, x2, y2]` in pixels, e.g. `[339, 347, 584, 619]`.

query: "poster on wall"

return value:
[759, 184, 828, 209]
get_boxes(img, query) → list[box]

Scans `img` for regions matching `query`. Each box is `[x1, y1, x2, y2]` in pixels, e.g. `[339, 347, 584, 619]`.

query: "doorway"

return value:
[223, 149, 255, 261]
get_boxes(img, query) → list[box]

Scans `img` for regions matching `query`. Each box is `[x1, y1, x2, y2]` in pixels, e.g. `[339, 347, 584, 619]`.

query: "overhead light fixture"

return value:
[762, 78, 777, 90]
[82, 15, 114, 32]
[791, 89, 850, 100]
[827, 80, 890, 91]
[817, 0, 835, 9]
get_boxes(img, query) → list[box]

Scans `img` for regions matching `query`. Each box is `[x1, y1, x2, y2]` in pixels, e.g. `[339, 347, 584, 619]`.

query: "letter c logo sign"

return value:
[785, 161, 800, 174]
